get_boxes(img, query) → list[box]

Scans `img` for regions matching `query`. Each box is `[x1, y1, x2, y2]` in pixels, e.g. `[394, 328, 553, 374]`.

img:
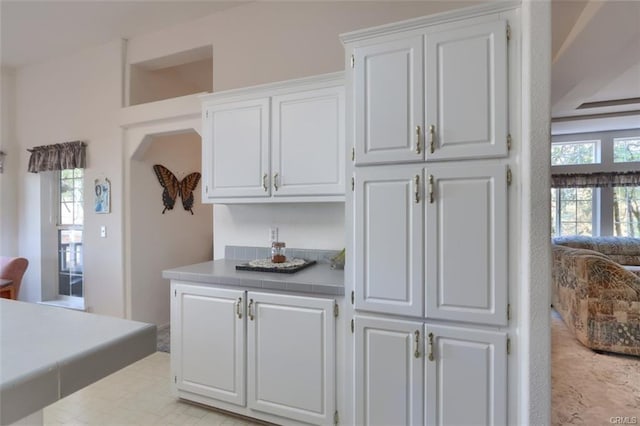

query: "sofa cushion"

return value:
[553, 236, 640, 265]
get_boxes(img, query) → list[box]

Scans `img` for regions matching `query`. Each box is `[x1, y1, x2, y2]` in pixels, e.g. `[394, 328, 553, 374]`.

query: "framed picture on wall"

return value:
[94, 178, 111, 214]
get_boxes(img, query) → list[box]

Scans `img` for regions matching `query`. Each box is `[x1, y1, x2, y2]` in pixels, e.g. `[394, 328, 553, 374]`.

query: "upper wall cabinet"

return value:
[351, 19, 508, 165]
[201, 73, 345, 204]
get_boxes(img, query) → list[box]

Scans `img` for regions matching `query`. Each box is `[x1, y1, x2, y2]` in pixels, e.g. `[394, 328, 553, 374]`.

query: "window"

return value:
[551, 130, 640, 238]
[58, 169, 83, 297]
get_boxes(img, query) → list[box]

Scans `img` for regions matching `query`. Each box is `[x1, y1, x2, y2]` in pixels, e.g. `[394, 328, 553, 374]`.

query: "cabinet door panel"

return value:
[426, 324, 507, 426]
[247, 292, 335, 425]
[271, 86, 345, 196]
[425, 163, 507, 326]
[205, 99, 270, 198]
[355, 166, 424, 317]
[355, 315, 423, 426]
[172, 285, 245, 406]
[425, 20, 507, 160]
[354, 36, 424, 165]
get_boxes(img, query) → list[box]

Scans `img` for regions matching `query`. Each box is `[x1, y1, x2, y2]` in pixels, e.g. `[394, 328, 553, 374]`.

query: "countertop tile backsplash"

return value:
[225, 246, 341, 264]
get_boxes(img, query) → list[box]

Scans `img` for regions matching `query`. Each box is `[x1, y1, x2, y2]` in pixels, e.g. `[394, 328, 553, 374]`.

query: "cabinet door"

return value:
[271, 86, 345, 196]
[247, 292, 335, 425]
[425, 324, 507, 426]
[203, 98, 270, 199]
[425, 20, 507, 161]
[355, 315, 424, 426]
[172, 284, 245, 406]
[425, 163, 508, 326]
[355, 166, 424, 317]
[354, 36, 424, 165]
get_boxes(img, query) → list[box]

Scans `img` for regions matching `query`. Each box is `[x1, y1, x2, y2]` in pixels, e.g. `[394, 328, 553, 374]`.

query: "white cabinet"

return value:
[355, 315, 424, 426]
[352, 19, 507, 165]
[425, 20, 508, 161]
[201, 73, 345, 203]
[353, 36, 424, 165]
[425, 162, 508, 326]
[355, 316, 507, 426]
[271, 86, 345, 197]
[247, 292, 336, 425]
[171, 283, 336, 425]
[354, 166, 424, 317]
[425, 324, 507, 426]
[203, 99, 270, 199]
[171, 284, 245, 406]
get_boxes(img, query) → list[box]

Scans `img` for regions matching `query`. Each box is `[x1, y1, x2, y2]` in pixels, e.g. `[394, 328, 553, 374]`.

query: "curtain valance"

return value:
[551, 171, 640, 188]
[27, 141, 86, 173]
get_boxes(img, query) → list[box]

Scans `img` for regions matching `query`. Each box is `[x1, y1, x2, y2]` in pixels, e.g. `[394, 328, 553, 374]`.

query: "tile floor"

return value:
[43, 352, 266, 426]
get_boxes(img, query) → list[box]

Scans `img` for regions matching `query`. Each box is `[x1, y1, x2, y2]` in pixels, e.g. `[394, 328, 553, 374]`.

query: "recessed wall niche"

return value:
[128, 45, 213, 106]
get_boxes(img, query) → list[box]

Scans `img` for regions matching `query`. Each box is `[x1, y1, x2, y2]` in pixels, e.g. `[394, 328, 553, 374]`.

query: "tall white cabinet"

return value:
[343, 5, 516, 425]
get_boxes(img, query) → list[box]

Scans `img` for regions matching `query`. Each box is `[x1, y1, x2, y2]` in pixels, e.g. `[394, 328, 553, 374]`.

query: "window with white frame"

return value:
[551, 130, 640, 238]
[58, 169, 84, 297]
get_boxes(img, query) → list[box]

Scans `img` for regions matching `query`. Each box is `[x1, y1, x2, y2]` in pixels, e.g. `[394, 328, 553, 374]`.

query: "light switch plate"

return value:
[100, 226, 106, 238]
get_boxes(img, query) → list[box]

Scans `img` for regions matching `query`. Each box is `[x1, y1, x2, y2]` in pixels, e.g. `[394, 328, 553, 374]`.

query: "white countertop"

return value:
[163, 259, 344, 296]
[0, 300, 156, 425]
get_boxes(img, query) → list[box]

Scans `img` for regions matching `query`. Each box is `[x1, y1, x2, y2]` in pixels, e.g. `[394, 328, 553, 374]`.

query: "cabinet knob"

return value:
[414, 175, 420, 204]
[236, 297, 243, 319]
[416, 126, 422, 155]
[414, 330, 421, 358]
[273, 173, 279, 191]
[262, 174, 268, 192]
[429, 175, 435, 204]
[248, 299, 255, 321]
[429, 125, 436, 154]
[428, 332, 435, 361]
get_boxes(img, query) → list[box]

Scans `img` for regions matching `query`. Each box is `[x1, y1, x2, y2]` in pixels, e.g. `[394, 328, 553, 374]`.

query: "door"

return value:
[425, 324, 507, 426]
[425, 20, 508, 161]
[355, 315, 424, 426]
[172, 284, 245, 406]
[425, 162, 508, 326]
[353, 36, 424, 165]
[246, 292, 335, 425]
[203, 98, 270, 199]
[355, 166, 424, 317]
[271, 86, 345, 197]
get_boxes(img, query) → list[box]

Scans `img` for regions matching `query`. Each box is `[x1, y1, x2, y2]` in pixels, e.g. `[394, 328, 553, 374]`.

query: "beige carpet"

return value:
[552, 310, 640, 425]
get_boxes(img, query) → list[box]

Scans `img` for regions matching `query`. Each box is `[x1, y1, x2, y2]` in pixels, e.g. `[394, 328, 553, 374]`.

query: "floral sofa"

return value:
[552, 236, 640, 356]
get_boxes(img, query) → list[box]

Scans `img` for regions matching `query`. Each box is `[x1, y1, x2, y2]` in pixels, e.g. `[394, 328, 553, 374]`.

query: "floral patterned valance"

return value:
[27, 141, 86, 173]
[551, 171, 640, 188]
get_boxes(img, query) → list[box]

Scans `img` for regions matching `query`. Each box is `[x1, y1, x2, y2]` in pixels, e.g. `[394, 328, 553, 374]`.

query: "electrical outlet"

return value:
[269, 226, 279, 242]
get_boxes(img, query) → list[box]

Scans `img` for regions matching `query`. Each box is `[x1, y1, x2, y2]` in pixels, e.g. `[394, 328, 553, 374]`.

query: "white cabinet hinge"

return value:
[506, 23, 511, 41]
[351, 290, 354, 305]
[507, 303, 511, 321]
[205, 185, 209, 194]
[334, 410, 339, 425]
[351, 176, 355, 192]
[351, 318, 354, 334]
[174, 375, 177, 383]
[507, 168, 512, 186]
[334, 302, 339, 318]
[507, 337, 512, 355]
[351, 147, 355, 162]
[507, 133, 512, 151]
[350, 54, 355, 69]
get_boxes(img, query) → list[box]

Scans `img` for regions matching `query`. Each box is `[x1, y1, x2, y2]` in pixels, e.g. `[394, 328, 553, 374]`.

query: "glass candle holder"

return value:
[271, 242, 286, 263]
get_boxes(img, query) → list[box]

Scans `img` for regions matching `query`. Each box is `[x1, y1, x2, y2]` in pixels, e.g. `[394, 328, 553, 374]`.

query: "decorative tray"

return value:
[235, 258, 316, 274]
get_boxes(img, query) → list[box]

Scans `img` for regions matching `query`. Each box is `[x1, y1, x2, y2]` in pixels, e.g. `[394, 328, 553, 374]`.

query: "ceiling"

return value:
[1, 0, 639, 127]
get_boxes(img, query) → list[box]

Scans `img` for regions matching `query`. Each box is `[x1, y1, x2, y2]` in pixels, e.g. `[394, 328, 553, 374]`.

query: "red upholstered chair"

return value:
[0, 257, 29, 300]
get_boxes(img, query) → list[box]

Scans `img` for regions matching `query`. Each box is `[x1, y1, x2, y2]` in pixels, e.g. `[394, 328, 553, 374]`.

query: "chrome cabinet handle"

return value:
[248, 299, 254, 321]
[428, 332, 435, 361]
[414, 330, 421, 358]
[429, 125, 435, 154]
[415, 175, 420, 204]
[262, 174, 268, 192]
[416, 126, 422, 155]
[429, 175, 434, 204]
[273, 173, 279, 191]
[236, 297, 242, 319]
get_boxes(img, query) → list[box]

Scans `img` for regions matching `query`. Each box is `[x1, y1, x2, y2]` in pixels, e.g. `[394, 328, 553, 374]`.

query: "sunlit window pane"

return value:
[551, 141, 599, 165]
[613, 186, 640, 236]
[613, 138, 640, 163]
[552, 187, 593, 237]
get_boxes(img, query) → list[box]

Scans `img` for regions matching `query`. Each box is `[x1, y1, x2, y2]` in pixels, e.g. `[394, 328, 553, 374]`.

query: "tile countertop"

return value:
[162, 259, 344, 296]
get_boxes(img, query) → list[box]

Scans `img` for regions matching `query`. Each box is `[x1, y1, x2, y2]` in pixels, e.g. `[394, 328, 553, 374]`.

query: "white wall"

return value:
[130, 132, 212, 326]
[14, 40, 125, 315]
[0, 68, 18, 256]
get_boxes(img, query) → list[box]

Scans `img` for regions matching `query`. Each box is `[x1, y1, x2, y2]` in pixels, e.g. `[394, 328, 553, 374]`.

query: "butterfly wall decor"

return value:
[152, 164, 201, 215]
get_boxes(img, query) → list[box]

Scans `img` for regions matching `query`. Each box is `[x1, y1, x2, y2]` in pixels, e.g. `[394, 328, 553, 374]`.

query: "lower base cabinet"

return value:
[171, 282, 336, 425]
[355, 315, 507, 426]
